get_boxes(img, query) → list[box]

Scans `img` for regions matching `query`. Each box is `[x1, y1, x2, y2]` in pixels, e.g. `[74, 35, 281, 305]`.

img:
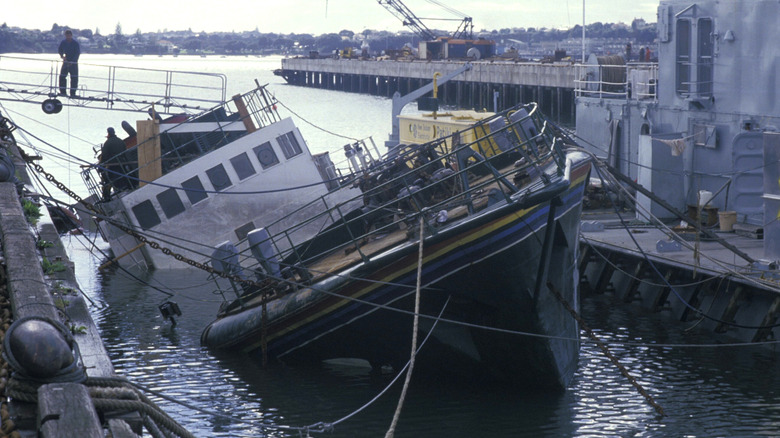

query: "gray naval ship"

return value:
[576, 0, 780, 258]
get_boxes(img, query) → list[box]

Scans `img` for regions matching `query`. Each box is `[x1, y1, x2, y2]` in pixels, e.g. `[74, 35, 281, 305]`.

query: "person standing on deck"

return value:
[58, 30, 80, 97]
[99, 127, 128, 200]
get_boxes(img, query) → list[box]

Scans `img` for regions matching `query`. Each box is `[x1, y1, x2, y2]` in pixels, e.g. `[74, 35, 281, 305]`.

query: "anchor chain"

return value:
[19, 148, 280, 300]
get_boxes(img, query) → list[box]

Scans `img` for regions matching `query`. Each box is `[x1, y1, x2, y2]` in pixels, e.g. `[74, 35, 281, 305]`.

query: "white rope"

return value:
[385, 215, 425, 437]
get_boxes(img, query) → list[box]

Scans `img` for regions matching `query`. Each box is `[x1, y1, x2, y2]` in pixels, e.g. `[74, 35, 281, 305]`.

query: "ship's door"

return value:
[732, 132, 764, 225]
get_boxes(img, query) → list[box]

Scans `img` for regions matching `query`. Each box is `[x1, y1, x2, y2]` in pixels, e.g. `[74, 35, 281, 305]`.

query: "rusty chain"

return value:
[18, 147, 280, 299]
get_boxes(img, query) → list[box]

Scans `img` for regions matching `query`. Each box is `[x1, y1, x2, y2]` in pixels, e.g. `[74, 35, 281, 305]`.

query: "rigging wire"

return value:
[273, 96, 362, 142]
[579, 149, 780, 330]
[25, 130, 780, 338]
[423, 0, 467, 18]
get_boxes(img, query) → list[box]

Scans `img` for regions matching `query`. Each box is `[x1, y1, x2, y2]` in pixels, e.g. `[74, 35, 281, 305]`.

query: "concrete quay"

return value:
[0, 141, 193, 436]
[276, 57, 578, 124]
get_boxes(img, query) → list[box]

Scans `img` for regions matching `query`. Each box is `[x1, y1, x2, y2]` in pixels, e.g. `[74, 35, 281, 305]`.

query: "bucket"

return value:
[698, 190, 713, 207]
[718, 211, 737, 232]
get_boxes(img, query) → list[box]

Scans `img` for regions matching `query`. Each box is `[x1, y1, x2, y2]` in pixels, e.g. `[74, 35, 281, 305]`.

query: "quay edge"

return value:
[0, 134, 191, 436]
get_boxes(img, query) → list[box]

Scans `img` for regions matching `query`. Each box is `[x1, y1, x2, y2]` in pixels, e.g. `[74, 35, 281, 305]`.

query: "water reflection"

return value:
[65, 209, 778, 435]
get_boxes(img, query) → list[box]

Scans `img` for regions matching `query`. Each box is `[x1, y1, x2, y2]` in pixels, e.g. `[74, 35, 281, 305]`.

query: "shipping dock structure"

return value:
[274, 57, 579, 125]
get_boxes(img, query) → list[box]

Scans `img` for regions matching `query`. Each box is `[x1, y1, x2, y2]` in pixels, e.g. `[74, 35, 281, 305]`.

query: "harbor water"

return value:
[2, 55, 778, 437]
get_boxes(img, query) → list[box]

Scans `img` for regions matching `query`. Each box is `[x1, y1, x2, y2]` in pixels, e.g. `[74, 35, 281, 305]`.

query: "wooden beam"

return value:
[651, 270, 674, 312]
[136, 120, 162, 187]
[232, 94, 257, 133]
[752, 296, 780, 342]
[715, 285, 743, 333]
[622, 259, 646, 303]
[38, 383, 102, 438]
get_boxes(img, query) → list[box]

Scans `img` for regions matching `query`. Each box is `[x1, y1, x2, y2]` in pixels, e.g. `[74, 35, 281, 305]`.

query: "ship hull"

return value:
[203, 156, 590, 389]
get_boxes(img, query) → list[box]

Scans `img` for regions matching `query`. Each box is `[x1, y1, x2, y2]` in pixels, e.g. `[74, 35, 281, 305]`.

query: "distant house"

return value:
[158, 39, 175, 53]
[76, 36, 94, 49]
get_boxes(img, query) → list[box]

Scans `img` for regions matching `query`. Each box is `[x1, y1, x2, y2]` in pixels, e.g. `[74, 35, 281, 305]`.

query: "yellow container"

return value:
[398, 110, 500, 156]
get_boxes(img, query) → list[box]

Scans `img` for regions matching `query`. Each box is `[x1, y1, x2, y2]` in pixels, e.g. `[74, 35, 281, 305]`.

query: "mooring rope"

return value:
[546, 281, 666, 417]
[385, 215, 425, 438]
[5, 376, 196, 438]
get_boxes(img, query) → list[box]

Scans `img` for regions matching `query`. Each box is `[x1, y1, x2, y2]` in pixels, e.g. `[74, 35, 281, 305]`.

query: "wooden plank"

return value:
[136, 120, 162, 187]
[38, 383, 102, 438]
[107, 419, 140, 438]
[232, 94, 257, 133]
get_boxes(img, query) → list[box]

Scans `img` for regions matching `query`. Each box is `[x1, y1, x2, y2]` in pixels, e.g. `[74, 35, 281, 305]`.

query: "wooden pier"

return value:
[275, 57, 578, 125]
[579, 212, 779, 346]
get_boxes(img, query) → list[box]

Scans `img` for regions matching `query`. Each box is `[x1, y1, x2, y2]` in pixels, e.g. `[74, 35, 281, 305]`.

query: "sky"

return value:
[8, 0, 659, 35]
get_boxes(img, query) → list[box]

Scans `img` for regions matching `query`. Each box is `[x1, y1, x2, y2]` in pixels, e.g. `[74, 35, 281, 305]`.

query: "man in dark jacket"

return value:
[58, 30, 80, 97]
[100, 127, 128, 200]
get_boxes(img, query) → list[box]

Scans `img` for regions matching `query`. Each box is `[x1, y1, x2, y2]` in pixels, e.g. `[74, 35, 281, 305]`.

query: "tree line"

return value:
[0, 20, 656, 56]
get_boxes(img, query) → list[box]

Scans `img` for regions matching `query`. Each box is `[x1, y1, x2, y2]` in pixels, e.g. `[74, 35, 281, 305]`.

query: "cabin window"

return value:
[675, 19, 691, 96]
[697, 18, 713, 97]
[277, 132, 302, 159]
[131, 200, 161, 230]
[182, 176, 208, 205]
[156, 188, 186, 219]
[253, 142, 280, 169]
[206, 164, 232, 191]
[230, 152, 256, 180]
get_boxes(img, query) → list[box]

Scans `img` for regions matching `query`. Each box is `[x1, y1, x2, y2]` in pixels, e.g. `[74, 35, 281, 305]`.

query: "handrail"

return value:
[80, 85, 282, 201]
[574, 62, 658, 100]
[0, 54, 226, 113]
[230, 102, 571, 278]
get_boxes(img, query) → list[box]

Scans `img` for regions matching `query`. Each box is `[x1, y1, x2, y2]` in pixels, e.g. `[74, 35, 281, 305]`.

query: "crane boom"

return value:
[377, 0, 436, 41]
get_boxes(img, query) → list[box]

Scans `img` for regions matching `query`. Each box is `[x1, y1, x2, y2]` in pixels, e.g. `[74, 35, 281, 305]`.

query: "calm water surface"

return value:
[2, 55, 777, 437]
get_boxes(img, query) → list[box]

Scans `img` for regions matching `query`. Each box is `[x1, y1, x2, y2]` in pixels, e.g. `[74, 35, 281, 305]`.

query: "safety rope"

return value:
[546, 281, 666, 417]
[385, 215, 424, 438]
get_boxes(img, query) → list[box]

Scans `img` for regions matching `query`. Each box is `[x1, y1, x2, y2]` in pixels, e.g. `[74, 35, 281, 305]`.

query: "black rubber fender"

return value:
[41, 99, 58, 114]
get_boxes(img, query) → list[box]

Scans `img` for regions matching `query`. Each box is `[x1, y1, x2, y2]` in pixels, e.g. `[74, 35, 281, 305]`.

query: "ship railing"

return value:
[675, 56, 713, 99]
[220, 102, 570, 289]
[574, 62, 658, 101]
[80, 84, 282, 203]
[0, 55, 226, 113]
